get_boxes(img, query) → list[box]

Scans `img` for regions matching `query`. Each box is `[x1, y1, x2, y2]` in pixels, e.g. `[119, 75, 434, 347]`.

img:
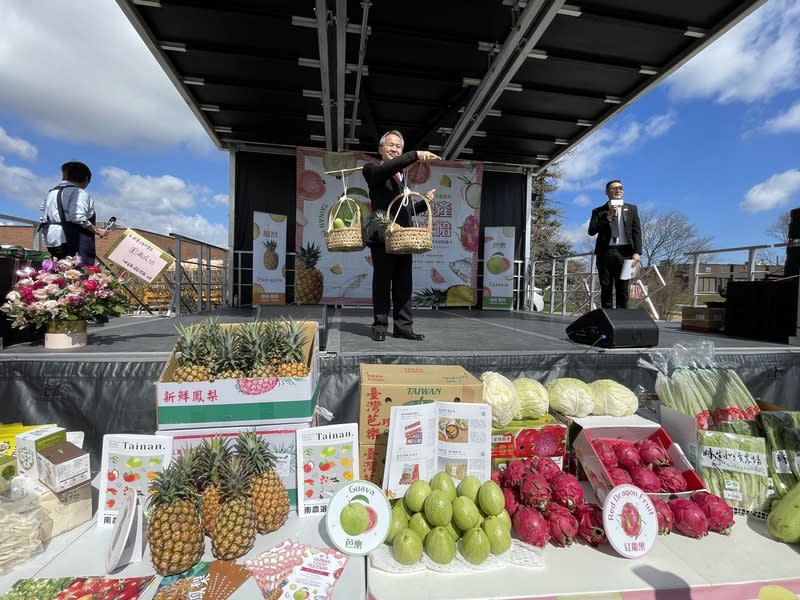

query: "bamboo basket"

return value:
[384, 192, 432, 254]
[324, 196, 365, 252]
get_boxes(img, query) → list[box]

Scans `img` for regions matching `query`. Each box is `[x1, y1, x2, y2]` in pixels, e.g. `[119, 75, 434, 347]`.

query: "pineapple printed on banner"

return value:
[252, 211, 287, 305]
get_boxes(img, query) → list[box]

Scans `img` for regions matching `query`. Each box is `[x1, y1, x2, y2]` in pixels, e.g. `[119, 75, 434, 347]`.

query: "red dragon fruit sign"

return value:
[603, 483, 658, 558]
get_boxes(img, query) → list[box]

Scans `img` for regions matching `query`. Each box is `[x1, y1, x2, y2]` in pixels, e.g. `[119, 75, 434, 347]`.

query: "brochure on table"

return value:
[98, 434, 173, 526]
[296, 423, 359, 517]
[382, 402, 491, 499]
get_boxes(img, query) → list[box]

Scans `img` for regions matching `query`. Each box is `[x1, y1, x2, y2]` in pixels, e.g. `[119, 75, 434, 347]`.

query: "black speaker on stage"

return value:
[566, 308, 659, 348]
[785, 208, 800, 277]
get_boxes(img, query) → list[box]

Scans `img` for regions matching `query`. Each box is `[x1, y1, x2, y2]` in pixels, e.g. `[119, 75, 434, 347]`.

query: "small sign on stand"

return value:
[106, 491, 146, 573]
[602, 484, 658, 559]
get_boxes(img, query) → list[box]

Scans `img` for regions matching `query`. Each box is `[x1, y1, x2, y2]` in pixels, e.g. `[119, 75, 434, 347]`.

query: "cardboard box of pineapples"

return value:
[156, 318, 320, 430]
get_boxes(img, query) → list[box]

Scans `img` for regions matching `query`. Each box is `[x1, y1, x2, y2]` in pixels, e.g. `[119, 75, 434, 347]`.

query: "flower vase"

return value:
[45, 320, 88, 349]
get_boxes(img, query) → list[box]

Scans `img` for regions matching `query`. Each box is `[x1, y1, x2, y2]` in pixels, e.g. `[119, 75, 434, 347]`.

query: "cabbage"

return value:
[480, 371, 520, 426]
[512, 377, 549, 419]
[546, 377, 594, 417]
[590, 379, 638, 417]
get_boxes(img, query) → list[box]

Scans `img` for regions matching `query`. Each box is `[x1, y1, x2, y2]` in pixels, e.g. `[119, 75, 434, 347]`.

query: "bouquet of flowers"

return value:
[1, 255, 129, 329]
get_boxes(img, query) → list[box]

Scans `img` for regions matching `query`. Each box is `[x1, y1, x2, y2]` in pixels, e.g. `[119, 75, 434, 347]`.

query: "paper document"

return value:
[620, 259, 637, 281]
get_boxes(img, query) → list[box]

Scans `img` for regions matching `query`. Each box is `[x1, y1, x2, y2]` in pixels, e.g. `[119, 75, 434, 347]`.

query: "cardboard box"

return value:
[0, 455, 15, 493]
[572, 418, 704, 503]
[15, 425, 67, 479]
[359, 443, 388, 487]
[157, 421, 312, 509]
[681, 306, 726, 332]
[39, 482, 93, 542]
[156, 321, 321, 430]
[36, 441, 91, 493]
[491, 415, 567, 468]
[358, 364, 483, 444]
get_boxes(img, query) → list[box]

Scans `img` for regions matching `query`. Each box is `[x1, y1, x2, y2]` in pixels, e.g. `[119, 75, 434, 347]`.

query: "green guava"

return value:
[430, 471, 457, 502]
[457, 475, 481, 503]
[408, 512, 432, 543]
[392, 528, 423, 565]
[461, 527, 491, 565]
[425, 526, 457, 564]
[451, 495, 481, 532]
[339, 502, 369, 536]
[424, 490, 453, 527]
[477, 480, 505, 516]
[482, 516, 512, 554]
[385, 502, 409, 544]
[404, 479, 432, 513]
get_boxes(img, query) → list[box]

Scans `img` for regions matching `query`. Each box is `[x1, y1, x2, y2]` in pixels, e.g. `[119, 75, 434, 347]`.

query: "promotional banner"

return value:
[252, 211, 287, 305]
[295, 148, 482, 306]
[482, 227, 515, 310]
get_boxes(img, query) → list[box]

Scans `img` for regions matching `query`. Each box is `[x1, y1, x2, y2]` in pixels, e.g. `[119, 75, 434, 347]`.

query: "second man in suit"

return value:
[588, 180, 642, 309]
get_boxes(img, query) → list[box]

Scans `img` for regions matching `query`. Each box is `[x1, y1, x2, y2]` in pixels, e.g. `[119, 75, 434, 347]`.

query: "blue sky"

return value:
[1, 1, 799, 257]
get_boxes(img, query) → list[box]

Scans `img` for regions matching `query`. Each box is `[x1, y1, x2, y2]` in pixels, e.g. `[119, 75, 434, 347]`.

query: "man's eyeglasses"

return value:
[608, 187, 623, 192]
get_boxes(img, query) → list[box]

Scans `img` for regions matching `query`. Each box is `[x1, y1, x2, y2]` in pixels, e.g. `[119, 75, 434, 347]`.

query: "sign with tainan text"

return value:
[105, 228, 174, 283]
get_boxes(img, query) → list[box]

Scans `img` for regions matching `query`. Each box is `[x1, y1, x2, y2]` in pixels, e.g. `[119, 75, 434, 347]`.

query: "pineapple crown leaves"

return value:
[219, 455, 254, 500]
[199, 436, 233, 487]
[147, 453, 200, 511]
[264, 240, 278, 251]
[234, 430, 277, 477]
[412, 287, 447, 308]
[297, 242, 322, 268]
[280, 317, 308, 364]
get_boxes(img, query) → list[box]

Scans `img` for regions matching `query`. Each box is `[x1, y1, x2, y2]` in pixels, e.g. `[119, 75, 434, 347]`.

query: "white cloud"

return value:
[666, 0, 800, 104]
[0, 2, 214, 154]
[562, 219, 594, 249]
[740, 169, 800, 212]
[573, 194, 591, 207]
[759, 101, 800, 134]
[558, 112, 676, 187]
[0, 127, 36, 161]
[0, 157, 49, 215]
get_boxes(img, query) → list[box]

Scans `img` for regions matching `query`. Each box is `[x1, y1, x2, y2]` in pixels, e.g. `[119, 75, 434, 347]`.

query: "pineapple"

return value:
[236, 430, 289, 534]
[198, 317, 223, 377]
[412, 287, 448, 308]
[198, 436, 233, 536]
[215, 326, 245, 379]
[295, 243, 323, 304]
[239, 321, 276, 377]
[173, 322, 211, 382]
[211, 456, 257, 560]
[147, 450, 204, 576]
[276, 318, 309, 377]
[263, 240, 279, 270]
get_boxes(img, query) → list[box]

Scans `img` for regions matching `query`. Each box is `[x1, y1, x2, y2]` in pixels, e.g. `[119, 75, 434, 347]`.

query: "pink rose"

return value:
[85, 265, 101, 274]
[83, 279, 100, 293]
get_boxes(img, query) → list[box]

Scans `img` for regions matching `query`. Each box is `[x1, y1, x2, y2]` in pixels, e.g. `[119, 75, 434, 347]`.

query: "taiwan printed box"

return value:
[358, 364, 483, 445]
[491, 415, 567, 468]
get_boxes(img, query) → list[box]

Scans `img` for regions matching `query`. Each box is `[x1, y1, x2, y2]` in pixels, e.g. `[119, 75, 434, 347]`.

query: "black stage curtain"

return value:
[479, 171, 527, 260]
[233, 152, 296, 305]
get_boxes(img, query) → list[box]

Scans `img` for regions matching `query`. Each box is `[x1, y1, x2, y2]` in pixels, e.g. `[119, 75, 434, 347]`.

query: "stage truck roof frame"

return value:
[116, 0, 765, 173]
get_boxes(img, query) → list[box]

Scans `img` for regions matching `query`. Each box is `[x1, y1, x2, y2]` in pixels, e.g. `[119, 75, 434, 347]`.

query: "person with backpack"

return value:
[39, 161, 108, 264]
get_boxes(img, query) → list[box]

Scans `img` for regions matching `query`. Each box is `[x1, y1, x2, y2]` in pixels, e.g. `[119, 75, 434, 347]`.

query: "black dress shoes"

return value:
[393, 330, 424, 340]
[372, 331, 386, 342]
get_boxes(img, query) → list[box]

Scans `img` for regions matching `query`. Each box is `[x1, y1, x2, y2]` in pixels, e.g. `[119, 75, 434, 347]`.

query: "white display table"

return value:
[366, 515, 800, 600]
[0, 512, 365, 599]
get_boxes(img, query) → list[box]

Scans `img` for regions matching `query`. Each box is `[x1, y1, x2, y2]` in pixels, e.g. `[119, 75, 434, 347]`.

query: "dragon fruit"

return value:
[592, 440, 617, 469]
[518, 472, 552, 510]
[503, 486, 520, 517]
[533, 455, 562, 481]
[574, 502, 607, 546]
[619, 502, 642, 538]
[628, 465, 662, 493]
[691, 492, 734, 534]
[502, 459, 528, 489]
[491, 469, 503, 486]
[651, 497, 674, 534]
[607, 467, 633, 487]
[655, 466, 688, 493]
[668, 497, 709, 538]
[544, 503, 580, 547]
[512, 505, 550, 548]
[549, 471, 585, 511]
[637, 438, 671, 466]
[614, 444, 642, 470]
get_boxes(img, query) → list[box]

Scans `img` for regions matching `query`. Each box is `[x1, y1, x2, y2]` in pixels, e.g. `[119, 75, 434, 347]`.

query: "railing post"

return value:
[747, 248, 758, 281]
[561, 256, 569, 315]
[549, 260, 556, 314]
[169, 238, 183, 316]
[589, 252, 597, 310]
[691, 253, 701, 307]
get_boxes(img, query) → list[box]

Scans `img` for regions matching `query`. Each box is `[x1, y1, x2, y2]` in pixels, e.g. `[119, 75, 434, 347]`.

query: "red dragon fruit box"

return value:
[572, 420, 704, 504]
[491, 415, 567, 469]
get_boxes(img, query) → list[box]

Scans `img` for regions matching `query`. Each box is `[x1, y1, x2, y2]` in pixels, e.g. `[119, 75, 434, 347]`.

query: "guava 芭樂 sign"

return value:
[482, 226, 515, 310]
[105, 228, 174, 283]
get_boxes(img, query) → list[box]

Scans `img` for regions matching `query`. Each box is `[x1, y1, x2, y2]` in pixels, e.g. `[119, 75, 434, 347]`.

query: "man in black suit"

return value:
[588, 180, 642, 309]
[362, 130, 438, 341]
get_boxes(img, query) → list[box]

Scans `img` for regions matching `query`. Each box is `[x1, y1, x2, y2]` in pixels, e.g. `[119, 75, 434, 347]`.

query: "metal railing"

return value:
[0, 214, 43, 250]
[166, 233, 229, 316]
[685, 243, 788, 307]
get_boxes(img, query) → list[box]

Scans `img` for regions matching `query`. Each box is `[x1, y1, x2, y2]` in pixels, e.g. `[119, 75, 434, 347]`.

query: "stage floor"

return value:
[3, 305, 795, 359]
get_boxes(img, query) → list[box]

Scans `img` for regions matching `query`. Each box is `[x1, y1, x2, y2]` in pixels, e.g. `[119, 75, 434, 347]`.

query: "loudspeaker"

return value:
[566, 308, 659, 348]
[785, 208, 800, 277]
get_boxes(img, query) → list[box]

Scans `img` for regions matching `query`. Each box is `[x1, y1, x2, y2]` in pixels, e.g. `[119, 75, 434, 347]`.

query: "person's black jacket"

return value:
[362, 152, 428, 227]
[588, 201, 642, 255]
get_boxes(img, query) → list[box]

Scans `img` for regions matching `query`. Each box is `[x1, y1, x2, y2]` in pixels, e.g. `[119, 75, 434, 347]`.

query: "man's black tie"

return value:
[610, 210, 620, 241]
